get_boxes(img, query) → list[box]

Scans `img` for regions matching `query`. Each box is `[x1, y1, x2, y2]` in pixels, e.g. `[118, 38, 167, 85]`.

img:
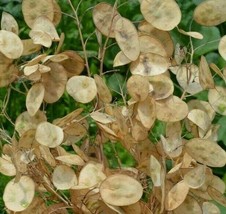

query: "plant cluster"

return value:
[0, 0, 226, 213]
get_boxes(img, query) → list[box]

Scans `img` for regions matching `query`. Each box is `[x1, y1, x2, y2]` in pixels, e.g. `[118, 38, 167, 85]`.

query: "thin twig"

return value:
[67, 0, 91, 76]
[55, 33, 65, 54]
[48, 205, 73, 214]
[10, 85, 26, 95]
[99, 0, 119, 76]
[193, 39, 220, 52]
[160, 155, 166, 213]
[40, 173, 73, 207]
[76, 0, 85, 12]
[60, 11, 77, 21]
[2, 87, 11, 113]
[188, 20, 194, 64]
[84, 31, 96, 48]
[1, 88, 15, 126]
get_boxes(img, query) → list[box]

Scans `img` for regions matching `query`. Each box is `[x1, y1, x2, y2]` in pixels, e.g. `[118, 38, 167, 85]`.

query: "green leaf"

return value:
[213, 201, 226, 213]
[205, 52, 220, 64]
[193, 90, 208, 101]
[192, 24, 221, 56]
[149, 120, 165, 143]
[192, 0, 205, 5]
[0, 174, 11, 213]
[103, 142, 136, 168]
[107, 73, 126, 97]
[217, 116, 226, 146]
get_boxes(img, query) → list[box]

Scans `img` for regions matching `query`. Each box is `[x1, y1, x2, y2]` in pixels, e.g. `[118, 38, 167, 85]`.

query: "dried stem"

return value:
[1, 87, 15, 126]
[160, 155, 166, 213]
[67, 0, 91, 76]
[99, 0, 119, 76]
[189, 20, 194, 65]
[55, 33, 65, 54]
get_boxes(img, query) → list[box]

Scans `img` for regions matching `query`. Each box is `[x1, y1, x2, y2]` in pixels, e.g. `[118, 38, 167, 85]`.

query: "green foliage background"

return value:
[0, 0, 226, 213]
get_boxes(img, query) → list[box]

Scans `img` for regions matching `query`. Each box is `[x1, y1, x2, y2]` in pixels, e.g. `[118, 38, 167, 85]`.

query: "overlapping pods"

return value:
[22, 0, 61, 27]
[140, 0, 181, 31]
[194, 0, 226, 26]
[3, 176, 35, 212]
[1, 1, 226, 213]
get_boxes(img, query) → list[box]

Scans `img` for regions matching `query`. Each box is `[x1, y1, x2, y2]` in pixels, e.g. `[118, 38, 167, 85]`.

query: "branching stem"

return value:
[99, 0, 119, 76]
[68, 0, 91, 76]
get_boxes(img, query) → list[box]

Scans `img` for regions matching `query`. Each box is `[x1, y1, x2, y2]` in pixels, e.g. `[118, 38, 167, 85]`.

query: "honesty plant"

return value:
[0, 0, 226, 213]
